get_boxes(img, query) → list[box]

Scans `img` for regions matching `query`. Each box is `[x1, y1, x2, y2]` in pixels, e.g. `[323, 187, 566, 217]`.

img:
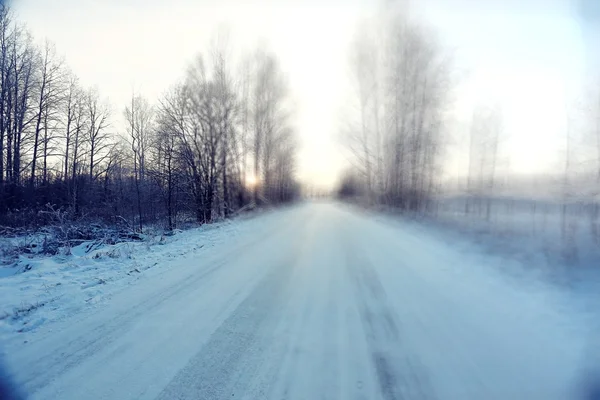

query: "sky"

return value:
[10, 0, 599, 189]
[421, 0, 590, 181]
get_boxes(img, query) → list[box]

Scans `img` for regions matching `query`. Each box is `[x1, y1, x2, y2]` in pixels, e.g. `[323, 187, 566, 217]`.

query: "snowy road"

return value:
[4, 202, 589, 399]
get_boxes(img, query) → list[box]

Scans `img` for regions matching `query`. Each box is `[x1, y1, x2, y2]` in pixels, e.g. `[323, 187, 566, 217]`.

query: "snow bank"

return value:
[0, 217, 258, 343]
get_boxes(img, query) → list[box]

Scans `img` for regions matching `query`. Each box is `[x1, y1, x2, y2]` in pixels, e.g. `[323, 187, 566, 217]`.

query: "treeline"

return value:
[339, 9, 451, 211]
[0, 5, 298, 231]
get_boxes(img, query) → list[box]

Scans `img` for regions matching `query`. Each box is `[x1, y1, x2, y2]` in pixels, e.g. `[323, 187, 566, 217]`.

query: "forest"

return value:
[0, 4, 298, 236]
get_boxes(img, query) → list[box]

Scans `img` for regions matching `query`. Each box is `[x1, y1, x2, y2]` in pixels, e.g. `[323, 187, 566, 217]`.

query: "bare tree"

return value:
[0, 5, 11, 191]
[210, 38, 237, 217]
[85, 88, 111, 182]
[30, 40, 64, 187]
[153, 110, 179, 230]
[61, 73, 79, 181]
[185, 55, 222, 222]
[124, 92, 153, 231]
[68, 87, 87, 215]
[237, 55, 252, 198]
[8, 24, 36, 188]
[248, 49, 295, 203]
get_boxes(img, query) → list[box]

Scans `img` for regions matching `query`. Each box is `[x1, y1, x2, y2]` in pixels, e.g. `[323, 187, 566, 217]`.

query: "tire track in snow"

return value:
[344, 232, 436, 400]
[155, 250, 298, 399]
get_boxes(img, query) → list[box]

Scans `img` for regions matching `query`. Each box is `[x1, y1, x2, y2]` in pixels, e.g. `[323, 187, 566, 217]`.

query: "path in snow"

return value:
[3, 202, 592, 399]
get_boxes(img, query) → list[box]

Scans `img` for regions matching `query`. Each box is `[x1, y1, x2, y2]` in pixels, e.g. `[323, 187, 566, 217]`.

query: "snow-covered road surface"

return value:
[3, 202, 591, 399]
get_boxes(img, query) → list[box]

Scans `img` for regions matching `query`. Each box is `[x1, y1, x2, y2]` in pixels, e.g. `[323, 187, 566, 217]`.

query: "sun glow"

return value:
[245, 175, 258, 188]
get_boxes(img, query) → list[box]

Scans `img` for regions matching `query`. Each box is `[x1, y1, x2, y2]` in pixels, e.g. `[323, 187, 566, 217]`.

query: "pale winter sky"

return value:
[10, 0, 598, 189]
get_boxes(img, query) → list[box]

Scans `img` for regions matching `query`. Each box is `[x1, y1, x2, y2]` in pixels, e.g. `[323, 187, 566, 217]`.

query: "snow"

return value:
[433, 197, 600, 271]
[0, 213, 270, 344]
[0, 202, 597, 399]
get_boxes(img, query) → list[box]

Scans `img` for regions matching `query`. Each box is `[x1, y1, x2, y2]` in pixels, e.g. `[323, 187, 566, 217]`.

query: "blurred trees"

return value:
[0, 4, 298, 231]
[343, 10, 451, 212]
[465, 106, 503, 220]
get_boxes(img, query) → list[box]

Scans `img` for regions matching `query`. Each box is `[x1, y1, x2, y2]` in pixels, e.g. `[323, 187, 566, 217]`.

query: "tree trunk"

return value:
[42, 111, 49, 185]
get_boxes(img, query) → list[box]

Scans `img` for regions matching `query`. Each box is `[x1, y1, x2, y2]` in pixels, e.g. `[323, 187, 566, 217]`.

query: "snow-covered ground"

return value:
[434, 197, 600, 270]
[1, 202, 598, 399]
[0, 212, 270, 343]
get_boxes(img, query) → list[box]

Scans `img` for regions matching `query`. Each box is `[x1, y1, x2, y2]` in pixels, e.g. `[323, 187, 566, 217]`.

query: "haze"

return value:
[11, 0, 596, 190]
